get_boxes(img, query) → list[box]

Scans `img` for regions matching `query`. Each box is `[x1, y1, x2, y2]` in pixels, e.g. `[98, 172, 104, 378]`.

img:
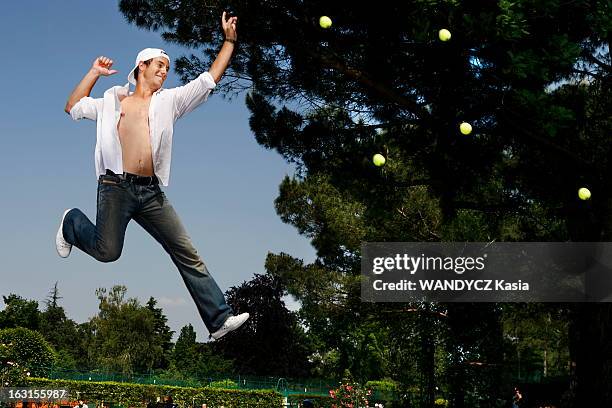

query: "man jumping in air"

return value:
[57, 12, 248, 340]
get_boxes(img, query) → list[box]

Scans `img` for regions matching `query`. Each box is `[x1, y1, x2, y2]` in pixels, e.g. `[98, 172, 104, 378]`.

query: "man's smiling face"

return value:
[139, 56, 170, 89]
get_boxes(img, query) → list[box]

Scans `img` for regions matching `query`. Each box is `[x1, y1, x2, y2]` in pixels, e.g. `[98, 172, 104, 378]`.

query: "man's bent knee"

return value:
[94, 245, 122, 263]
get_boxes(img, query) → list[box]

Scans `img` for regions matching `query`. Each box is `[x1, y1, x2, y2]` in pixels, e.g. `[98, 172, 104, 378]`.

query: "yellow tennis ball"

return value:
[460, 122, 472, 135]
[319, 16, 332, 29]
[373, 154, 386, 167]
[578, 187, 591, 200]
[439, 29, 451, 42]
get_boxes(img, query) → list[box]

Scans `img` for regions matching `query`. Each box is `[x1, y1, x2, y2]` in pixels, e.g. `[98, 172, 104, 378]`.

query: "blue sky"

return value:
[0, 1, 315, 340]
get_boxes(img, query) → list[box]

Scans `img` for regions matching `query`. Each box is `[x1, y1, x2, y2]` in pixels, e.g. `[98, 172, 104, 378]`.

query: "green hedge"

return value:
[26, 377, 282, 408]
[287, 391, 398, 407]
[285, 394, 332, 408]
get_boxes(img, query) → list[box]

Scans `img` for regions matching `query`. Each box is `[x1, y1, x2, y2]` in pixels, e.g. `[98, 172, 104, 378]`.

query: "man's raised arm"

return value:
[171, 12, 238, 120]
[64, 56, 117, 114]
[208, 11, 238, 83]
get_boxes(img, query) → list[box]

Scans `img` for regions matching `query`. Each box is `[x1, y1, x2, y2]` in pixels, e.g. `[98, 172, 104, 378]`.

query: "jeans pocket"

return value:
[99, 175, 122, 185]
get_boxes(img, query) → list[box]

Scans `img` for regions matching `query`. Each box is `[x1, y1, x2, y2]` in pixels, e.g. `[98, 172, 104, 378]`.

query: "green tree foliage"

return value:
[39, 283, 80, 369]
[172, 324, 199, 374]
[89, 286, 163, 375]
[74, 321, 97, 370]
[443, 304, 505, 408]
[146, 297, 174, 370]
[169, 324, 233, 379]
[1, 340, 27, 386]
[0, 294, 41, 331]
[0, 327, 55, 377]
[502, 304, 570, 382]
[215, 273, 312, 377]
[118, 0, 611, 405]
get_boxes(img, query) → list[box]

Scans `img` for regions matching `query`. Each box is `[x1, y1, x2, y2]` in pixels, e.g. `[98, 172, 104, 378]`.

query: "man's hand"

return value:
[65, 56, 116, 114]
[222, 11, 238, 41]
[91, 56, 118, 76]
[208, 12, 238, 83]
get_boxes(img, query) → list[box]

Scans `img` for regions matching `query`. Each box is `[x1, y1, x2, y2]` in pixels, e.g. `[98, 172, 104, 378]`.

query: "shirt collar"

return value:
[112, 83, 165, 98]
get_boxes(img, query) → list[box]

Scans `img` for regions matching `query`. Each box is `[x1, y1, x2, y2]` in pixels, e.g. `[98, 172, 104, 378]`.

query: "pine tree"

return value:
[146, 297, 174, 369]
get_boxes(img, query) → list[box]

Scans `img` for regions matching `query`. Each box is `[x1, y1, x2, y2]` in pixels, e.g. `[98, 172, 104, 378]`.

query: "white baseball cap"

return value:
[127, 48, 171, 85]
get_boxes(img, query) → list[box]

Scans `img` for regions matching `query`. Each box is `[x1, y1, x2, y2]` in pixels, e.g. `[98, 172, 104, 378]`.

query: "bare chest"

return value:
[119, 98, 150, 125]
[116, 97, 154, 175]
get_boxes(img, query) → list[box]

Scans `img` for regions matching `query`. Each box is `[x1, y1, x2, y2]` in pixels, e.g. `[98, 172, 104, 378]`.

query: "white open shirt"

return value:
[69, 71, 217, 186]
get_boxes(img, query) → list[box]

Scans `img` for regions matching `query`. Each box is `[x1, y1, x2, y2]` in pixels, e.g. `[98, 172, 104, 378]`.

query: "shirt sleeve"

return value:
[171, 71, 216, 120]
[69, 96, 104, 121]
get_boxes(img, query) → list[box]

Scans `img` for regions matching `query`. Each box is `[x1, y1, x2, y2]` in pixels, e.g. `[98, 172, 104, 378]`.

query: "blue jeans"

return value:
[62, 172, 232, 333]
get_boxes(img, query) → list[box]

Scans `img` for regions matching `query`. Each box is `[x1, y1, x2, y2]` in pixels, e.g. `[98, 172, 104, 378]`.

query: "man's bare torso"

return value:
[117, 95, 154, 176]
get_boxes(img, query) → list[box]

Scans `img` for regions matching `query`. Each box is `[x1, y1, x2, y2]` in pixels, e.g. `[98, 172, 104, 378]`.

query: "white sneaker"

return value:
[56, 209, 73, 258]
[210, 313, 250, 340]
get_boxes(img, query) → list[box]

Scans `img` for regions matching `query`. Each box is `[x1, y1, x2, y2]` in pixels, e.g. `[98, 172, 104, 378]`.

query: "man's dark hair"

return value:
[134, 59, 153, 81]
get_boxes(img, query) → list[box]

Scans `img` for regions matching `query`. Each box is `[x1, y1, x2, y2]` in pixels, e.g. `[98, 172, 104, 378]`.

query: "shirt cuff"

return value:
[202, 71, 217, 89]
[69, 96, 94, 121]
[69, 98, 84, 121]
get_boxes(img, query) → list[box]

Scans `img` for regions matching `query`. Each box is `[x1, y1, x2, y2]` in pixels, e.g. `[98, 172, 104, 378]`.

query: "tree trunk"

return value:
[568, 304, 612, 406]
[420, 304, 436, 408]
